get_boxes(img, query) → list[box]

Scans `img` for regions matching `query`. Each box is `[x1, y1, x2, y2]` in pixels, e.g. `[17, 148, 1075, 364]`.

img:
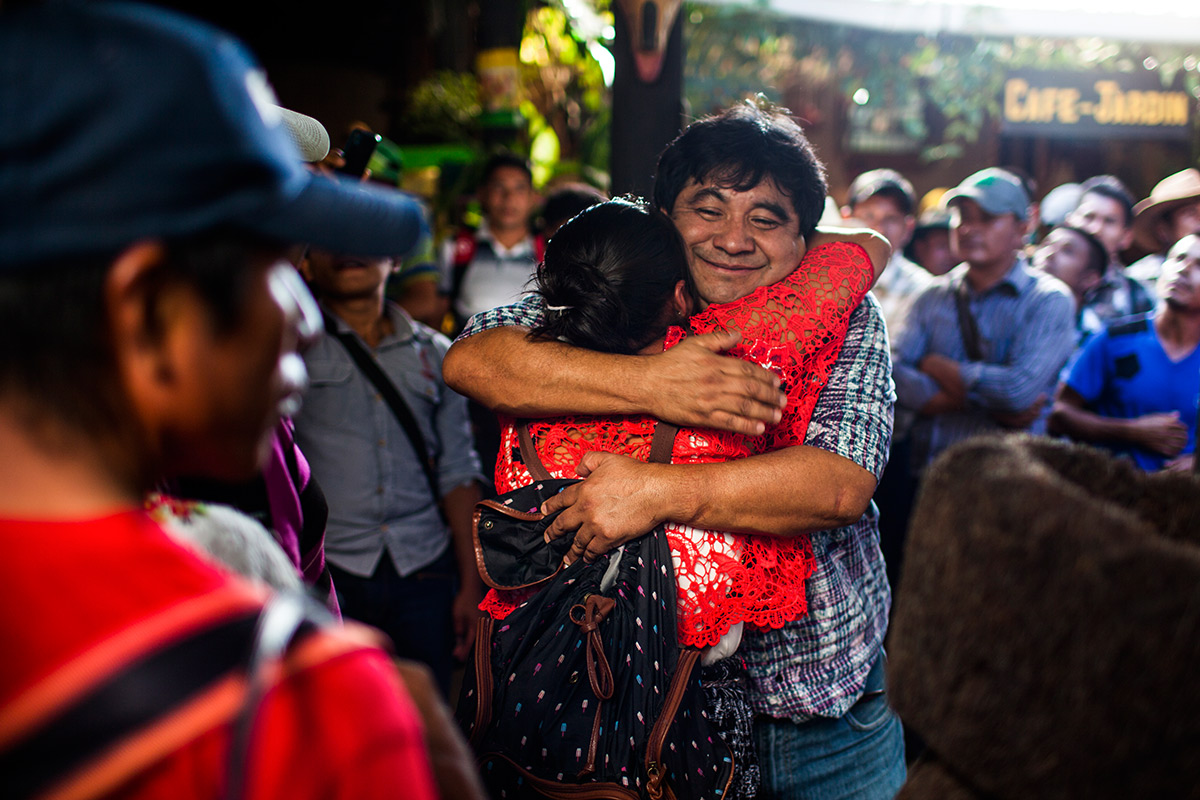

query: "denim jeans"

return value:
[754, 654, 906, 800]
[328, 547, 456, 697]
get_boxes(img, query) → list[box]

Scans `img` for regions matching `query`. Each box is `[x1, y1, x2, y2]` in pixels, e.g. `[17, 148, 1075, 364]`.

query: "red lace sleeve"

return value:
[482, 243, 873, 645]
[675, 241, 874, 451]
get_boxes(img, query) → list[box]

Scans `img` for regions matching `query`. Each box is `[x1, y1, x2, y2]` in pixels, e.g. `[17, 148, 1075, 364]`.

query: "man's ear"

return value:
[296, 250, 314, 283]
[104, 240, 180, 432]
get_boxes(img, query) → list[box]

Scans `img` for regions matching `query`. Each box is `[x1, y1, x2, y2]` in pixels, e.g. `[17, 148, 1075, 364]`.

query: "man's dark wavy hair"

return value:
[652, 100, 828, 238]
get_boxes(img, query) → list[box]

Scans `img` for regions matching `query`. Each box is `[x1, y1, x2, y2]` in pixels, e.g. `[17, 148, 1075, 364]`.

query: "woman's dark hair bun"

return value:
[531, 197, 691, 355]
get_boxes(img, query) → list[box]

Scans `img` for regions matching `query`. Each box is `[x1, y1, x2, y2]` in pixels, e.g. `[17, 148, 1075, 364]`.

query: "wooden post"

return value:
[610, 4, 684, 200]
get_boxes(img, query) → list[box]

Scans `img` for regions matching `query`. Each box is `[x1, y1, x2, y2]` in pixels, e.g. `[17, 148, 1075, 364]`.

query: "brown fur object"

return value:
[889, 433, 1200, 799]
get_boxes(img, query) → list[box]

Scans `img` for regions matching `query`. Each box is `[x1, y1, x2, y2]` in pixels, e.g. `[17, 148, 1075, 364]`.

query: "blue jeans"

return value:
[328, 547, 456, 698]
[754, 655, 906, 800]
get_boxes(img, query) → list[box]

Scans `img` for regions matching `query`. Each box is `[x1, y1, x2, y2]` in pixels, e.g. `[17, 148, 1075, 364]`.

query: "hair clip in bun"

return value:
[546, 304, 573, 311]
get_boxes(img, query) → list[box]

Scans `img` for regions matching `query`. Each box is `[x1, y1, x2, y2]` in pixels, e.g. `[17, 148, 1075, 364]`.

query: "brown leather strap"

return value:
[520, 419, 678, 476]
[570, 597, 616, 701]
[517, 420, 554, 481]
[954, 279, 986, 362]
[580, 704, 604, 778]
[481, 752, 641, 799]
[470, 615, 495, 747]
[645, 648, 703, 800]
[647, 422, 679, 465]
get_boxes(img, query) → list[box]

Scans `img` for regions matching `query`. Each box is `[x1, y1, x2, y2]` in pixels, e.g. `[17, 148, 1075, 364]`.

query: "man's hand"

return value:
[540, 453, 668, 566]
[645, 330, 786, 435]
[442, 481, 485, 662]
[451, 583, 483, 661]
[919, 353, 967, 402]
[1127, 411, 1189, 456]
[1162, 452, 1195, 473]
[444, 326, 783, 433]
[919, 391, 965, 416]
[991, 394, 1047, 429]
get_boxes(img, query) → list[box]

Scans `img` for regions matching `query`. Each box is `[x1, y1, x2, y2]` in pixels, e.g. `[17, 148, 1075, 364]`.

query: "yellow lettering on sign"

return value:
[1057, 88, 1081, 123]
[1167, 94, 1189, 126]
[1118, 91, 1137, 125]
[1010, 78, 1189, 128]
[1005, 78, 1029, 122]
[1094, 81, 1120, 124]
[1038, 88, 1060, 122]
[1144, 92, 1164, 125]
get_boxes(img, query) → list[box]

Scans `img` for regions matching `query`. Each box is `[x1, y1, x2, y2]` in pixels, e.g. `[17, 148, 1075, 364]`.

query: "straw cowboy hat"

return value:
[1132, 167, 1200, 252]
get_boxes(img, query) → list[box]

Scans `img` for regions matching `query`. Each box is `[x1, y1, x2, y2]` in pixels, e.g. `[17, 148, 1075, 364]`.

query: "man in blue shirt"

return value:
[1050, 234, 1200, 472]
[295, 247, 485, 696]
[893, 168, 1077, 472]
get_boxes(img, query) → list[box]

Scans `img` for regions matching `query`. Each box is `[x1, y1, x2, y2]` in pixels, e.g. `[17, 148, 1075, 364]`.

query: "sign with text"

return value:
[1001, 69, 1193, 140]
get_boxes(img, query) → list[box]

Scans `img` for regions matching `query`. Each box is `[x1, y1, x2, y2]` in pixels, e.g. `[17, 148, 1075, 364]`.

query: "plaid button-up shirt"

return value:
[458, 291, 896, 721]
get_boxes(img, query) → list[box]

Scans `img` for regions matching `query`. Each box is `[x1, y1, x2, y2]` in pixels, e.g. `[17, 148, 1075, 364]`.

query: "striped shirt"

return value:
[457, 292, 897, 721]
[892, 257, 1076, 471]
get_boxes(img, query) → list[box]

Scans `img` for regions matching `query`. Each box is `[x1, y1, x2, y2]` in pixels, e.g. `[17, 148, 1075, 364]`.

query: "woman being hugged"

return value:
[478, 195, 883, 797]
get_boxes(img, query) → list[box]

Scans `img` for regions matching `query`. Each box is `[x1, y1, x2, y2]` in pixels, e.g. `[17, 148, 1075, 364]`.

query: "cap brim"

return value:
[944, 188, 1024, 219]
[251, 171, 426, 258]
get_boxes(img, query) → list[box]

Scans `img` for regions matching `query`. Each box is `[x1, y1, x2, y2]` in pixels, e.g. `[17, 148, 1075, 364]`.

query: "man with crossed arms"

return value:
[445, 103, 904, 799]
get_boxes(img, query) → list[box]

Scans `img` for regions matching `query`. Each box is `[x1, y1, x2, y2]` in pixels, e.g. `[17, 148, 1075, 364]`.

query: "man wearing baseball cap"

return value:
[0, 3, 462, 797]
[1128, 168, 1200, 288]
[842, 168, 932, 336]
[892, 168, 1076, 472]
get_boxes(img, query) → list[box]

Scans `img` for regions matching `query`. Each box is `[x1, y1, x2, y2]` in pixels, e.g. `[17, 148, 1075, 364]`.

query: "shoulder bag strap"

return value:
[516, 419, 680, 480]
[954, 279, 986, 362]
[321, 311, 443, 509]
[224, 592, 332, 800]
[647, 422, 679, 465]
[2, 609, 260, 800]
[516, 420, 553, 482]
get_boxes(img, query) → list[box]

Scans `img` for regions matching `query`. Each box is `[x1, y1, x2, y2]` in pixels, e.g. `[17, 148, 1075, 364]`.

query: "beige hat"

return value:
[1132, 168, 1200, 252]
[273, 105, 330, 163]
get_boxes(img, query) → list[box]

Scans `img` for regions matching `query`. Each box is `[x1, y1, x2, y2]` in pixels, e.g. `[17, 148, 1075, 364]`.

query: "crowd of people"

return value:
[4, 1, 1200, 799]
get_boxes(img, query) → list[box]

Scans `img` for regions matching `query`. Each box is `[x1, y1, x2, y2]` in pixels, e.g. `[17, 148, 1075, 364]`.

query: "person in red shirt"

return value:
[0, 3, 474, 798]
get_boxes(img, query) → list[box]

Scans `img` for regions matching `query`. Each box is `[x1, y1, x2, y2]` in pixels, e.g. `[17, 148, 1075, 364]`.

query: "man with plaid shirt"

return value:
[446, 104, 903, 799]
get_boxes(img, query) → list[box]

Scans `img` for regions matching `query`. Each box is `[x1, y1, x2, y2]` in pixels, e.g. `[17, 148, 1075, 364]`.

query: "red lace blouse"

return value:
[481, 241, 874, 647]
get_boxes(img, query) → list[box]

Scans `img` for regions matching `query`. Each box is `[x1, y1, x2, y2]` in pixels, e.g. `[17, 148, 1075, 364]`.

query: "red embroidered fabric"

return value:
[480, 242, 874, 647]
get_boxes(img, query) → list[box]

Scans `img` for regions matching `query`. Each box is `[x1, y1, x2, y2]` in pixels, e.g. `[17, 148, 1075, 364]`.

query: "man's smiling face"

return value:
[669, 178, 804, 307]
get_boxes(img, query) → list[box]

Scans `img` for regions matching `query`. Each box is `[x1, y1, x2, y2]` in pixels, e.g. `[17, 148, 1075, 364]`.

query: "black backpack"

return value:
[456, 422, 735, 800]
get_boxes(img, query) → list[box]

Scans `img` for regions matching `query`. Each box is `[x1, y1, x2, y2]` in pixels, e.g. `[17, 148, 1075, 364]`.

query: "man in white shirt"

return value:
[843, 169, 932, 341]
[441, 152, 542, 331]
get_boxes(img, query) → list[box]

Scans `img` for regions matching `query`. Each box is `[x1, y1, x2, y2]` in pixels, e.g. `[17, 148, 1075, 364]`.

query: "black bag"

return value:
[457, 421, 735, 800]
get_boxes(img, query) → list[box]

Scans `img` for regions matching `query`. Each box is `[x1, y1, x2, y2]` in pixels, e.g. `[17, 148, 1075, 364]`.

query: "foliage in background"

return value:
[684, 2, 1200, 163]
[520, 3, 613, 189]
[401, 69, 482, 144]
[399, 1, 612, 191]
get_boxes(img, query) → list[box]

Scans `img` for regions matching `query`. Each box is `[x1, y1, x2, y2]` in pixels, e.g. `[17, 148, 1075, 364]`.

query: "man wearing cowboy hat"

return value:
[1127, 168, 1200, 289]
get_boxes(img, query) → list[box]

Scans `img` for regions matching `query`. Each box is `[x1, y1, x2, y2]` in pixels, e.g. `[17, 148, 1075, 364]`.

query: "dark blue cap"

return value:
[0, 1, 426, 269]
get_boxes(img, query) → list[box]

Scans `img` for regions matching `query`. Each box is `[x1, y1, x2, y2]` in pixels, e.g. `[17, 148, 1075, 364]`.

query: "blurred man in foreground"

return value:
[0, 3, 465, 797]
